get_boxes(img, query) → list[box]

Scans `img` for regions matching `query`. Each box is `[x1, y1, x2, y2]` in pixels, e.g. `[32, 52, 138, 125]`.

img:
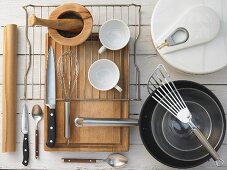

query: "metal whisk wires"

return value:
[57, 50, 79, 144]
[57, 50, 79, 100]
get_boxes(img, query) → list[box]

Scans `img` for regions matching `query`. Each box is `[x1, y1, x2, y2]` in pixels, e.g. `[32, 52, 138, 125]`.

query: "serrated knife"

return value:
[21, 104, 29, 166]
[46, 47, 56, 148]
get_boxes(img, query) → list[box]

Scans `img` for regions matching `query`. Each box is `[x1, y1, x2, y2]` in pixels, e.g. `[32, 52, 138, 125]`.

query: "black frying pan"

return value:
[75, 80, 226, 168]
[139, 80, 226, 168]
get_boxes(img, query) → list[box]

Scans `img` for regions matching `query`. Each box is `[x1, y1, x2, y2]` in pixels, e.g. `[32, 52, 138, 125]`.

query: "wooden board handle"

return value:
[2, 24, 17, 152]
[28, 15, 83, 33]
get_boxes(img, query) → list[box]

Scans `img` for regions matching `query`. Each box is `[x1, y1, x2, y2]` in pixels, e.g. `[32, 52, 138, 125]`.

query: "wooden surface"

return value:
[2, 24, 17, 152]
[49, 3, 93, 46]
[44, 34, 129, 151]
[0, 0, 227, 169]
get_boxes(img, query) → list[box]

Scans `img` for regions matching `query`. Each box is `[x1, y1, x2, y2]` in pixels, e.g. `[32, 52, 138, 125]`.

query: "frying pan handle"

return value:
[189, 121, 224, 166]
[75, 117, 139, 127]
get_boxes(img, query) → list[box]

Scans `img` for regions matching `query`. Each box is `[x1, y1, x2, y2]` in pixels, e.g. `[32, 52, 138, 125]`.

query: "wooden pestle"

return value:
[2, 24, 17, 152]
[28, 15, 83, 33]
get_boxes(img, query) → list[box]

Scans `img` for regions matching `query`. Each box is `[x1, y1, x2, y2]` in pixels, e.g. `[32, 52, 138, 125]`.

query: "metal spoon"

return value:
[32, 104, 43, 159]
[63, 153, 128, 168]
[105, 153, 128, 168]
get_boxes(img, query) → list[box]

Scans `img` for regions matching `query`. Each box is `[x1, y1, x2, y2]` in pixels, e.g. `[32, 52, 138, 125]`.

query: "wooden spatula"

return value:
[28, 15, 83, 33]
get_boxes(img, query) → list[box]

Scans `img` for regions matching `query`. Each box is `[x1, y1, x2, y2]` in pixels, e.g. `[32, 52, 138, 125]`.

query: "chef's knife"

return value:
[46, 47, 56, 148]
[21, 104, 29, 166]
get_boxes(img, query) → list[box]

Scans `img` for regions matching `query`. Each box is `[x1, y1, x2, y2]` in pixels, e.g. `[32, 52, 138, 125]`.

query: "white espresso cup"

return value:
[88, 59, 122, 92]
[98, 19, 130, 54]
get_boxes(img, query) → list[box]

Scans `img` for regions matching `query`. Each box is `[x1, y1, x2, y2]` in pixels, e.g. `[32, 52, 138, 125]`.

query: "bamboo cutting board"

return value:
[44, 34, 129, 151]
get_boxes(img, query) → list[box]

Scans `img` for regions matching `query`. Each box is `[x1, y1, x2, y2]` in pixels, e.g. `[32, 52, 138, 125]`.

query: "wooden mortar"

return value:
[48, 3, 93, 46]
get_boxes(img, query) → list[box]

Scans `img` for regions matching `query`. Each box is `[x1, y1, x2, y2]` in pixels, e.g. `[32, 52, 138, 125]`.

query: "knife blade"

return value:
[46, 47, 56, 148]
[21, 104, 29, 166]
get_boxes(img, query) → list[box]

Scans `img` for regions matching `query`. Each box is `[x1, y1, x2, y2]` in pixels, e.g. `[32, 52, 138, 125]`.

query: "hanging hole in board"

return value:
[168, 27, 189, 46]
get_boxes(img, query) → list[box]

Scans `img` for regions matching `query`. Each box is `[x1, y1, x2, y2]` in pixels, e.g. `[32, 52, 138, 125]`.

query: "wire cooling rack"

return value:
[22, 3, 141, 101]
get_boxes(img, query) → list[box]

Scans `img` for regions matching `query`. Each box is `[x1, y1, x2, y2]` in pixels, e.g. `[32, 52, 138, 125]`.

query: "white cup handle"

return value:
[114, 85, 122, 92]
[98, 46, 106, 54]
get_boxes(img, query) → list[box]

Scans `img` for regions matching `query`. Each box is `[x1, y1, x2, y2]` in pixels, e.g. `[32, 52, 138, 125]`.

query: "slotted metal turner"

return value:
[147, 64, 224, 166]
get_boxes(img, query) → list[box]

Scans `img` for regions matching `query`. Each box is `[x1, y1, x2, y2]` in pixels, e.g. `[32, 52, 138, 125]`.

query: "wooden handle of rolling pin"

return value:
[2, 24, 17, 152]
[28, 15, 83, 33]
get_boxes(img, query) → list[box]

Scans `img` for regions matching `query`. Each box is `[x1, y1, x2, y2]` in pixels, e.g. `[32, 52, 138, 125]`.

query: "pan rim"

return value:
[153, 88, 222, 161]
[139, 80, 226, 168]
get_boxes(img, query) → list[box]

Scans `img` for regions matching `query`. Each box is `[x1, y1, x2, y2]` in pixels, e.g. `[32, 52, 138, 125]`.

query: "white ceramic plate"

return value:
[151, 0, 227, 74]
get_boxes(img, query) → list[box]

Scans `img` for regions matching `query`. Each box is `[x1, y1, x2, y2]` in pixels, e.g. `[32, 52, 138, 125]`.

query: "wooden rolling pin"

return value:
[2, 24, 17, 152]
[28, 15, 83, 33]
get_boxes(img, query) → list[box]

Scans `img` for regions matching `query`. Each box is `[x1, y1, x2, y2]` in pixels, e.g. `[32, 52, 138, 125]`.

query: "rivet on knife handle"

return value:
[46, 108, 56, 147]
[22, 134, 29, 166]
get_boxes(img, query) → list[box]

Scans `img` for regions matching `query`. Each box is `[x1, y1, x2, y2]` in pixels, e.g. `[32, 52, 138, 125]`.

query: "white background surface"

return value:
[0, 0, 227, 170]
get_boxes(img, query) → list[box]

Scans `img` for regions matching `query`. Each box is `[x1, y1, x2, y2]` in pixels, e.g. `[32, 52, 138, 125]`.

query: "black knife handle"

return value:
[22, 134, 29, 166]
[46, 108, 56, 148]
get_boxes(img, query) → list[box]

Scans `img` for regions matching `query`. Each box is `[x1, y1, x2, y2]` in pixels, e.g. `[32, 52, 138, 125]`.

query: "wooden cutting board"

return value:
[44, 34, 129, 151]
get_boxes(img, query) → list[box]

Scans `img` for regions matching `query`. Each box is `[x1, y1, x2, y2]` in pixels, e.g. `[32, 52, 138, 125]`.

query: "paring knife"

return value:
[21, 104, 29, 166]
[46, 47, 56, 148]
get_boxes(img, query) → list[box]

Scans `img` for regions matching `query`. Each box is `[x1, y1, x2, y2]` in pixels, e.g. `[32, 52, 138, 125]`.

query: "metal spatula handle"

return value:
[189, 121, 224, 166]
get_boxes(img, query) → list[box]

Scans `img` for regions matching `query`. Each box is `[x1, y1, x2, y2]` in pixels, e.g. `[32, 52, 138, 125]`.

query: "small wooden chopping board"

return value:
[44, 34, 129, 152]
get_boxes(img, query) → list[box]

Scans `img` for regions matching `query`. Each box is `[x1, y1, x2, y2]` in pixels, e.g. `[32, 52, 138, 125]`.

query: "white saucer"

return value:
[151, 0, 227, 74]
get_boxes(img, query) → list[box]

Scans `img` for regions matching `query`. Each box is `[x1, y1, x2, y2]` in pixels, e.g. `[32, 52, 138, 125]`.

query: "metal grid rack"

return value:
[22, 3, 141, 101]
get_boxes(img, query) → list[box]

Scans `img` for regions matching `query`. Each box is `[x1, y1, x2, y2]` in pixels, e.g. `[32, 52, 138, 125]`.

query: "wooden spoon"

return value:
[28, 15, 83, 33]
